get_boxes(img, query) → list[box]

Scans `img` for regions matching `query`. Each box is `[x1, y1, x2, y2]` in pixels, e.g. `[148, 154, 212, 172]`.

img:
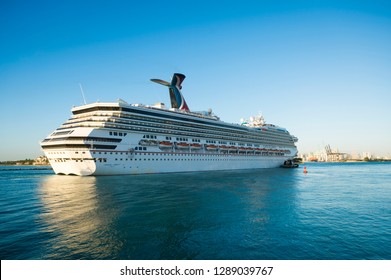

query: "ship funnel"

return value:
[151, 73, 190, 111]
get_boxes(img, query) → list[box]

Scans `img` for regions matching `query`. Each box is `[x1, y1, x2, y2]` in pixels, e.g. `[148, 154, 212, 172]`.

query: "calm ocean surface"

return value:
[0, 162, 390, 260]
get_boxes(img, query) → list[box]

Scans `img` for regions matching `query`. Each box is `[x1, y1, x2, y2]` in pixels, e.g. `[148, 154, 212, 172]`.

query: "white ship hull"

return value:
[42, 126, 297, 176]
[45, 150, 292, 176]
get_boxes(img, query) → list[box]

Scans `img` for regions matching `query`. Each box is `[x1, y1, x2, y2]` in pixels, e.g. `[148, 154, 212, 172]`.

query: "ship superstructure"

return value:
[41, 73, 298, 175]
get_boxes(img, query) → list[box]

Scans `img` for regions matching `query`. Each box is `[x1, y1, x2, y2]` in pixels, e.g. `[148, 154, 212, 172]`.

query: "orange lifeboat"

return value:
[229, 146, 237, 152]
[159, 141, 173, 149]
[190, 143, 202, 150]
[219, 145, 229, 151]
[176, 142, 190, 149]
[238, 147, 247, 153]
[206, 144, 218, 151]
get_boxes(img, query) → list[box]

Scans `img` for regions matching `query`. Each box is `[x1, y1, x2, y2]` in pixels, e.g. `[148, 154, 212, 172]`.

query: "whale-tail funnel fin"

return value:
[170, 73, 189, 111]
[150, 79, 170, 86]
[151, 73, 190, 111]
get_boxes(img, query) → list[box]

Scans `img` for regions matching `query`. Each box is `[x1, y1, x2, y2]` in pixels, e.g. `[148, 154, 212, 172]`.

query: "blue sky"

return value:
[1, 0, 391, 160]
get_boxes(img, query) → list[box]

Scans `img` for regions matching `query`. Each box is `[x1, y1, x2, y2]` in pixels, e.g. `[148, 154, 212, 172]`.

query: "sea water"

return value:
[0, 162, 390, 260]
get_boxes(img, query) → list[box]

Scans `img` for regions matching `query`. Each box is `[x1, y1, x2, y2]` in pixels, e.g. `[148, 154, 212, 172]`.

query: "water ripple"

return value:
[0, 163, 390, 259]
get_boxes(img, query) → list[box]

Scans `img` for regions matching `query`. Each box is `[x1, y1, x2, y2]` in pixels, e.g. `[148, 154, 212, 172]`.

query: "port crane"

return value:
[325, 145, 346, 162]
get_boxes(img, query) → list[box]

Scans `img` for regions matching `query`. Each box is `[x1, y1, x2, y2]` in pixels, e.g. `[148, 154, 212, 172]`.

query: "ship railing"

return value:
[138, 104, 220, 121]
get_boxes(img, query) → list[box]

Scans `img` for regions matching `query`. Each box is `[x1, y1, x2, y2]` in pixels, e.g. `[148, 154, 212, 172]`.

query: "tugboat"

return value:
[280, 159, 299, 168]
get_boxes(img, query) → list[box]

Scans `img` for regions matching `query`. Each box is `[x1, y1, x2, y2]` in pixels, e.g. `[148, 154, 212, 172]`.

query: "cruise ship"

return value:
[41, 73, 298, 176]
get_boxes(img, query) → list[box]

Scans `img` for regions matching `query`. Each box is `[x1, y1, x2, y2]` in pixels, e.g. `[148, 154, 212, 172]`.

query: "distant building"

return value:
[361, 152, 373, 160]
[301, 145, 348, 162]
[34, 156, 49, 165]
[301, 148, 389, 162]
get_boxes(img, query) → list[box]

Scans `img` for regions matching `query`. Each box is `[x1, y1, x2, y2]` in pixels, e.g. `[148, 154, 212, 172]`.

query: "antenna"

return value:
[79, 83, 87, 105]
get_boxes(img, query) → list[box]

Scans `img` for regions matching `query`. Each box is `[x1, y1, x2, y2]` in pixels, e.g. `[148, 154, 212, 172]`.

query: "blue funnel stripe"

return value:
[170, 73, 189, 111]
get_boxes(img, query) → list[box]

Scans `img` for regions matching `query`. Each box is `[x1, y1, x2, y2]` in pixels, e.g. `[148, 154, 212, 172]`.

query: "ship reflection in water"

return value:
[37, 170, 295, 259]
[39, 175, 121, 259]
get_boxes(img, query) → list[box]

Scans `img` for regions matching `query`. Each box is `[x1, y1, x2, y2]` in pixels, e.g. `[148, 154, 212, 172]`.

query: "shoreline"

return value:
[303, 159, 391, 163]
[0, 164, 51, 166]
[0, 165, 52, 171]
